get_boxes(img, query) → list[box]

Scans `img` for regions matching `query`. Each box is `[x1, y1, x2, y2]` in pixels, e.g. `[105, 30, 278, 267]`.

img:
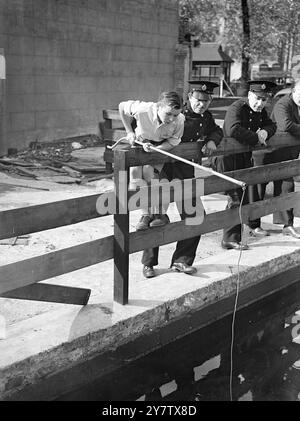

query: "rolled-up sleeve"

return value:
[122, 100, 142, 117]
[166, 114, 185, 147]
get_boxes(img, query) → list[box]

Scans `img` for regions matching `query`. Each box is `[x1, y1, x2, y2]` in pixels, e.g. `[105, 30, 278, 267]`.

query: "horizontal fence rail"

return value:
[0, 236, 114, 296]
[103, 132, 300, 167]
[130, 192, 300, 252]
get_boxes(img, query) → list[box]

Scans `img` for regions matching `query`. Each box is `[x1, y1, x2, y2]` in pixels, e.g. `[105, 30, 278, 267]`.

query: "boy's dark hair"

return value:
[157, 91, 183, 110]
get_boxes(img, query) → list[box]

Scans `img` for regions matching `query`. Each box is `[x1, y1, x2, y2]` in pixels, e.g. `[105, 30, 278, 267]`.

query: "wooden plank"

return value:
[113, 150, 130, 305]
[129, 191, 300, 253]
[204, 158, 300, 194]
[102, 128, 127, 141]
[103, 109, 121, 121]
[124, 142, 203, 167]
[124, 158, 300, 210]
[0, 236, 113, 295]
[0, 181, 50, 191]
[103, 149, 113, 164]
[0, 283, 91, 305]
[124, 139, 300, 167]
[0, 158, 36, 167]
[0, 192, 113, 240]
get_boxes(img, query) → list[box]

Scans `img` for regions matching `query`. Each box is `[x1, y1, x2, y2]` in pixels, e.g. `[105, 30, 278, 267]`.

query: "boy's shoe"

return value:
[136, 215, 153, 231]
[171, 262, 197, 275]
[221, 240, 249, 250]
[249, 227, 269, 237]
[149, 214, 170, 228]
[143, 265, 156, 278]
[282, 226, 300, 238]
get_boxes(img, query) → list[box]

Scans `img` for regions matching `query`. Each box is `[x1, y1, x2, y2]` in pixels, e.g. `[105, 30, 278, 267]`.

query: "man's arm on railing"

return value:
[203, 110, 223, 147]
[223, 100, 260, 146]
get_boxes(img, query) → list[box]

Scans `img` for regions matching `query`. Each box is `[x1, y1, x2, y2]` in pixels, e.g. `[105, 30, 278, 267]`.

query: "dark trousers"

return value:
[212, 152, 260, 243]
[142, 161, 201, 267]
[222, 184, 260, 242]
[252, 148, 298, 227]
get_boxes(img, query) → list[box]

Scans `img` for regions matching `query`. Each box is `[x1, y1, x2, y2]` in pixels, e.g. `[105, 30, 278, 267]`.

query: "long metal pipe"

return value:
[133, 139, 246, 188]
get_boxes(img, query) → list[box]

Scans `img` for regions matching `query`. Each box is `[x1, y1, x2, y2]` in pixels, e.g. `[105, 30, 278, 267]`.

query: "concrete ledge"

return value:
[1, 231, 300, 400]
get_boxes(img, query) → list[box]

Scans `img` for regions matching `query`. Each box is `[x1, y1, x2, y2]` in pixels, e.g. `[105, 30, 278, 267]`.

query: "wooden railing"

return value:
[111, 138, 300, 304]
[0, 114, 300, 306]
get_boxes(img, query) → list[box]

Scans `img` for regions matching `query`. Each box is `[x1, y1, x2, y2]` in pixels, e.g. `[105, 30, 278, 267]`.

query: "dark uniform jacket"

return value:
[182, 102, 223, 145]
[272, 94, 300, 162]
[271, 93, 300, 137]
[271, 93, 300, 161]
[267, 93, 300, 226]
[164, 102, 223, 180]
[213, 98, 277, 173]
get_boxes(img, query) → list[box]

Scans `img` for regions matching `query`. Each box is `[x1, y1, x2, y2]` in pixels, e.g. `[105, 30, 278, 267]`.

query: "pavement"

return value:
[0, 149, 300, 400]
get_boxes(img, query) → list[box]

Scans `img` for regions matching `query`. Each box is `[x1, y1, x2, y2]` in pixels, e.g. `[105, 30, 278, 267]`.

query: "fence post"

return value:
[113, 149, 130, 304]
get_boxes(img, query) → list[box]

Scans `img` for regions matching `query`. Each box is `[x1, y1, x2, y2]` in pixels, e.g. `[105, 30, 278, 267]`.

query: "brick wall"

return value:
[0, 0, 179, 150]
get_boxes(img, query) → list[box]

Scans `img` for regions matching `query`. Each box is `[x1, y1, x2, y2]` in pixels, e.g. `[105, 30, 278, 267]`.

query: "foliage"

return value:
[179, 0, 300, 66]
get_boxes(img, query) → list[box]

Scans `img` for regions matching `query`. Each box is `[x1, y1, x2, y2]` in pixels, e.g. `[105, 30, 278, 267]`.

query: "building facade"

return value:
[0, 0, 180, 151]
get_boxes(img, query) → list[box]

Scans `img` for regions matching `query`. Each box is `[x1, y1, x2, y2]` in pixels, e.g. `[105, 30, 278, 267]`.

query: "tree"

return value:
[179, 0, 225, 43]
[241, 0, 250, 95]
[179, 0, 300, 85]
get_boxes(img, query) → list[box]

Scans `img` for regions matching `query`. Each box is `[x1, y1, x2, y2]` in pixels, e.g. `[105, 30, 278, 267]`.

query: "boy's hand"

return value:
[201, 140, 217, 156]
[257, 129, 268, 146]
[142, 142, 152, 153]
[126, 132, 136, 146]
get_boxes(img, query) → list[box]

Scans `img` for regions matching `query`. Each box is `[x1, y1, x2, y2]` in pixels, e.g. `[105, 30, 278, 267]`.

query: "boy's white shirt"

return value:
[123, 100, 185, 147]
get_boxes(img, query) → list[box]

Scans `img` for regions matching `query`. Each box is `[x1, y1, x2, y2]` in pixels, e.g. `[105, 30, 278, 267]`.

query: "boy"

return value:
[119, 91, 185, 230]
[141, 81, 223, 278]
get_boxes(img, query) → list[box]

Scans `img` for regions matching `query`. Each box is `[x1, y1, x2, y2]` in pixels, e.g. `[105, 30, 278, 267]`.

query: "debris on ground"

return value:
[0, 135, 113, 184]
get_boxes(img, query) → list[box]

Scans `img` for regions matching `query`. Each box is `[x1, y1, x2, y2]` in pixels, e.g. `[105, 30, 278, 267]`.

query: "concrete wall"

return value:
[0, 0, 179, 150]
[174, 42, 190, 101]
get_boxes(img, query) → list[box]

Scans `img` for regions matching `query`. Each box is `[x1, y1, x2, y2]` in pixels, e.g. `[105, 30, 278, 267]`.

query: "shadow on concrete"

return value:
[68, 303, 113, 340]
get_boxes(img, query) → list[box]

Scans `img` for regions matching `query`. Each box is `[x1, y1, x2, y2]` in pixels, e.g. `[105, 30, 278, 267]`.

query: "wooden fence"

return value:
[0, 113, 300, 306]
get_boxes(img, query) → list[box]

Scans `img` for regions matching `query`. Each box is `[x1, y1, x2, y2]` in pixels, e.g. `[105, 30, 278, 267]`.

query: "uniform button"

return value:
[249, 119, 252, 121]
[200, 124, 202, 126]
[197, 132, 199, 135]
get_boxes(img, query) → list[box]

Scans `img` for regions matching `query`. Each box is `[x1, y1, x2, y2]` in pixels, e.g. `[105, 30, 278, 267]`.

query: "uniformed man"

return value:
[142, 80, 223, 278]
[266, 79, 300, 238]
[213, 80, 277, 250]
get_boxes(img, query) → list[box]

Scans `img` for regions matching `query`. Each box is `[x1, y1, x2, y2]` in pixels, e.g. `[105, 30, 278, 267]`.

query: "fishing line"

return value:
[111, 138, 247, 401]
[229, 185, 247, 401]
